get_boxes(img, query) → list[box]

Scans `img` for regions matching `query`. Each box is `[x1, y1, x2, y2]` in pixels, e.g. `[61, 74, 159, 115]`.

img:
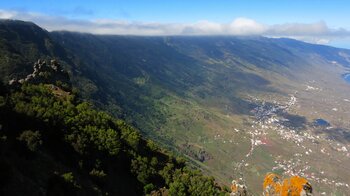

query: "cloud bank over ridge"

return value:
[1, 9, 350, 45]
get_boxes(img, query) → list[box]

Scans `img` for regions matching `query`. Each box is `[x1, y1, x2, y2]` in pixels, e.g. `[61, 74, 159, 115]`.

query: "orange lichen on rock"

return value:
[263, 173, 312, 196]
[281, 176, 312, 195]
[263, 173, 282, 195]
[230, 180, 248, 196]
[231, 180, 238, 192]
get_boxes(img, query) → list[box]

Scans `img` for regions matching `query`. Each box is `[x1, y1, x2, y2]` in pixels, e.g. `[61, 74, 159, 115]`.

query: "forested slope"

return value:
[0, 60, 227, 195]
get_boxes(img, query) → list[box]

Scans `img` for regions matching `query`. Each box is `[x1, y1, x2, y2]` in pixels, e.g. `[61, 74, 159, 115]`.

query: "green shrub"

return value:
[89, 168, 107, 178]
[18, 130, 42, 151]
[144, 183, 155, 194]
[61, 172, 75, 184]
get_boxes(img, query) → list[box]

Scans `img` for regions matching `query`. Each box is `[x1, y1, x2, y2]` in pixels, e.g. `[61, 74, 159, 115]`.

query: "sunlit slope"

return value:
[50, 32, 350, 195]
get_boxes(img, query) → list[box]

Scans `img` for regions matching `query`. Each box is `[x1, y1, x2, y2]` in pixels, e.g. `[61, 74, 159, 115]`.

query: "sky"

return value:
[1, 0, 350, 48]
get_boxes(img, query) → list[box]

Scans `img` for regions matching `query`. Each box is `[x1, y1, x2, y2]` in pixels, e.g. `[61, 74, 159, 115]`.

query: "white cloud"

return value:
[1, 9, 350, 45]
[182, 20, 223, 35]
[227, 18, 267, 35]
[316, 38, 330, 45]
[0, 10, 17, 19]
[268, 21, 329, 36]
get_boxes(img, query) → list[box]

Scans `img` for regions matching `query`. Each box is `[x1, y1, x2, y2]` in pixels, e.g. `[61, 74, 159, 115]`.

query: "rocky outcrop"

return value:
[9, 59, 70, 88]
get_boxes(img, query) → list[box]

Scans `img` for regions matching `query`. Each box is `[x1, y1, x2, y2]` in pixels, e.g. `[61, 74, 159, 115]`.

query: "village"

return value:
[244, 93, 350, 193]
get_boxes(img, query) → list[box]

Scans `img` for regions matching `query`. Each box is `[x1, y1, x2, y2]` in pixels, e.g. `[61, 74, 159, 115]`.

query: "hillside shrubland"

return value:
[0, 60, 227, 195]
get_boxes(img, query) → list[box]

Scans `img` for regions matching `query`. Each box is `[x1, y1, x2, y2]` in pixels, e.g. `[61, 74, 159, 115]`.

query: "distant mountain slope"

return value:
[49, 31, 350, 137]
